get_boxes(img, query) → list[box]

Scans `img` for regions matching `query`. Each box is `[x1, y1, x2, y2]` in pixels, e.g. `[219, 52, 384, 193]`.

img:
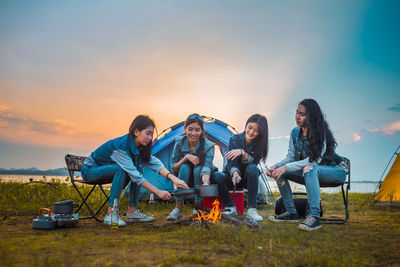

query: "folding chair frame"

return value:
[65, 154, 110, 222]
[320, 157, 350, 224]
[288, 157, 351, 225]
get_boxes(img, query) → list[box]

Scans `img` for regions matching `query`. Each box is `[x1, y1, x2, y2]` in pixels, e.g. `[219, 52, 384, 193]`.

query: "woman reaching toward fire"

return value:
[81, 115, 188, 226]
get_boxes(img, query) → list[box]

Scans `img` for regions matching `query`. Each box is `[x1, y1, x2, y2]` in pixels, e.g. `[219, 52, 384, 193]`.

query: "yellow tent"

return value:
[374, 148, 400, 205]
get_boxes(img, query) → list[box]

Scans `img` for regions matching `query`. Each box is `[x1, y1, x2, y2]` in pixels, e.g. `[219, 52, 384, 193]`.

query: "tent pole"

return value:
[374, 144, 400, 194]
[258, 163, 276, 207]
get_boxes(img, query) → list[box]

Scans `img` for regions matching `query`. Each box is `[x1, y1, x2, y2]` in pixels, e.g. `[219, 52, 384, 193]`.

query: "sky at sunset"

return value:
[1, 0, 399, 181]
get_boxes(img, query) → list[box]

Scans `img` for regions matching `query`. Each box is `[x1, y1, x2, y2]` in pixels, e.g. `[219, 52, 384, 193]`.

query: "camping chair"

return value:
[283, 157, 351, 224]
[319, 157, 351, 224]
[65, 154, 110, 222]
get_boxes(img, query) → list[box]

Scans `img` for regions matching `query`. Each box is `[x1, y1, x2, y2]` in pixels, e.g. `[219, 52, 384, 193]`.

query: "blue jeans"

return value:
[175, 163, 202, 202]
[277, 165, 346, 217]
[81, 164, 140, 207]
[213, 163, 260, 208]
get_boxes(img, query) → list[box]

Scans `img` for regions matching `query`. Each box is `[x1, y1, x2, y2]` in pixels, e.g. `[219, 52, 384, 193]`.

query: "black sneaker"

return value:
[298, 216, 322, 231]
[268, 211, 300, 223]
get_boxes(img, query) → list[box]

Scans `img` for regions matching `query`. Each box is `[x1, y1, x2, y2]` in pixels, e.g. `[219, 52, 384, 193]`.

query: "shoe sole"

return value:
[126, 218, 154, 223]
[298, 224, 322, 231]
[268, 217, 299, 223]
[247, 217, 263, 222]
[104, 218, 126, 227]
[167, 216, 181, 221]
[104, 222, 126, 227]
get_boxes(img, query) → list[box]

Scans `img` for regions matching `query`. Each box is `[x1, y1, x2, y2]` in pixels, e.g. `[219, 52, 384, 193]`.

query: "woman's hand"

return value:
[185, 154, 200, 166]
[171, 177, 189, 189]
[232, 171, 242, 185]
[225, 149, 243, 161]
[272, 165, 287, 180]
[266, 165, 277, 177]
[156, 190, 172, 200]
[202, 174, 210, 185]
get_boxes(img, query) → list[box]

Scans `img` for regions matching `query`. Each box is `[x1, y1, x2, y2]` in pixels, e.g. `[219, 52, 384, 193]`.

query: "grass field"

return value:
[0, 178, 399, 266]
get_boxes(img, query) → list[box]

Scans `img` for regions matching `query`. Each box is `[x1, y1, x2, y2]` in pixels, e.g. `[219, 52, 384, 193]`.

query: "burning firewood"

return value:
[195, 206, 258, 229]
[149, 199, 258, 229]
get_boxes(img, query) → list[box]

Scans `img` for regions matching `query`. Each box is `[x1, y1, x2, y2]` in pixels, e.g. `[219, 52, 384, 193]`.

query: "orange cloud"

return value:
[368, 121, 400, 135]
[0, 103, 11, 112]
[0, 109, 104, 148]
[353, 133, 361, 142]
[53, 119, 86, 136]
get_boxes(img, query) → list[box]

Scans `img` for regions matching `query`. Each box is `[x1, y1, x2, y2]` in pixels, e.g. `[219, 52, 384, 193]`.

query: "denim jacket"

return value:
[170, 135, 215, 177]
[83, 134, 165, 185]
[226, 133, 261, 177]
[275, 127, 346, 173]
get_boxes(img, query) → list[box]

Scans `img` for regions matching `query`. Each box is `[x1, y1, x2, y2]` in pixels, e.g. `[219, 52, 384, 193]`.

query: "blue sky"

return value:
[0, 0, 399, 181]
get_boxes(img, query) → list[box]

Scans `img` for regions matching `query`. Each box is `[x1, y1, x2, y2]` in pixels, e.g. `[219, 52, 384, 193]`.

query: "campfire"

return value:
[193, 199, 221, 224]
[149, 199, 258, 229]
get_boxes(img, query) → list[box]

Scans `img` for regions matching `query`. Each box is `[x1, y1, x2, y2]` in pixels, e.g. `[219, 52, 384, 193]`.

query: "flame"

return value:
[193, 199, 221, 223]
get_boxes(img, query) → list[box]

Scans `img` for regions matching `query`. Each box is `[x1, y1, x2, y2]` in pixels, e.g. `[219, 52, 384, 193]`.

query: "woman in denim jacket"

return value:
[167, 114, 215, 220]
[213, 114, 269, 222]
[267, 99, 348, 231]
[81, 115, 188, 226]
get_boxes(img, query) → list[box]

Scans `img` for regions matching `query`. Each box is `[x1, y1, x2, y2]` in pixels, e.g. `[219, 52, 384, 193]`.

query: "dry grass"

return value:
[0, 179, 400, 266]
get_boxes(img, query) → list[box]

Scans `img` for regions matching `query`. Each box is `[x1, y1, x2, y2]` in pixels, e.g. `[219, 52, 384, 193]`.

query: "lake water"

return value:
[0, 175, 380, 194]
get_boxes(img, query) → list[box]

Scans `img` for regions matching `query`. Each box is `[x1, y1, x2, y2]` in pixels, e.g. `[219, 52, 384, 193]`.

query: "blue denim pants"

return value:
[213, 163, 260, 208]
[277, 165, 346, 218]
[81, 164, 140, 207]
[175, 163, 202, 202]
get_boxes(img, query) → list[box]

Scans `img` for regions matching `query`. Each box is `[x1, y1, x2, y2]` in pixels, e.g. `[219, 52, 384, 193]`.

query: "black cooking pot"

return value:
[171, 188, 196, 197]
[172, 184, 218, 198]
[54, 200, 73, 215]
[195, 184, 218, 197]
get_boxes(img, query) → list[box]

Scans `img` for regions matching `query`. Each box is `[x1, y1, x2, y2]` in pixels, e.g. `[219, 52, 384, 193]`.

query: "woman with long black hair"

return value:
[81, 115, 188, 226]
[167, 114, 215, 220]
[213, 114, 269, 222]
[267, 99, 348, 231]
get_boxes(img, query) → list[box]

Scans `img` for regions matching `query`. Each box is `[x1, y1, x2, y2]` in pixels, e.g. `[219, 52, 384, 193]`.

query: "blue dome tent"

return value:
[141, 116, 236, 193]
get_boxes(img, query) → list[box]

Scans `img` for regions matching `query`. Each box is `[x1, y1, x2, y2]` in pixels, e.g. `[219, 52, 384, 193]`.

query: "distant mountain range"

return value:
[0, 167, 69, 176]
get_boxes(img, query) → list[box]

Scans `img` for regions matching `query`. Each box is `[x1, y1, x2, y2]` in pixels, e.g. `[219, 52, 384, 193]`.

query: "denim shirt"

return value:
[170, 135, 215, 177]
[226, 133, 261, 177]
[83, 134, 165, 185]
[275, 127, 347, 173]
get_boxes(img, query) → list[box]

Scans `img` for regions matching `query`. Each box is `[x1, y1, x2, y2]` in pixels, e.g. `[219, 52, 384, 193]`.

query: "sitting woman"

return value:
[267, 99, 348, 231]
[167, 114, 215, 220]
[81, 115, 188, 226]
[213, 114, 269, 222]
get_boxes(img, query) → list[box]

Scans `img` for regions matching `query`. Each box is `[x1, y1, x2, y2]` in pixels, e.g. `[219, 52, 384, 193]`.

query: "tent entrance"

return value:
[374, 145, 400, 205]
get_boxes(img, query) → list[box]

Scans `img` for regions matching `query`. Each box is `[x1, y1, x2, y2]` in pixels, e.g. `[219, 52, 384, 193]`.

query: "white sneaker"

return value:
[167, 208, 181, 220]
[222, 206, 237, 216]
[126, 209, 154, 222]
[246, 208, 263, 222]
[104, 214, 126, 226]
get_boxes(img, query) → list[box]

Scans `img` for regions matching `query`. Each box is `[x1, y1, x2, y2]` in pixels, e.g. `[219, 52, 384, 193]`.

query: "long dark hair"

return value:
[128, 115, 156, 162]
[299, 99, 337, 162]
[184, 113, 206, 164]
[245, 114, 268, 162]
